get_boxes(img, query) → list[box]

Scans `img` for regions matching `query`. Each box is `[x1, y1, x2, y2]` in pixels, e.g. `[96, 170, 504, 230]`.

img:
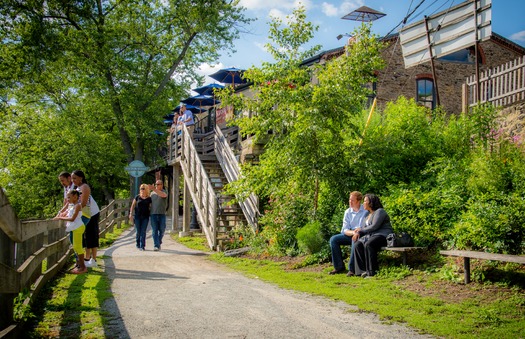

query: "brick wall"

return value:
[377, 36, 525, 114]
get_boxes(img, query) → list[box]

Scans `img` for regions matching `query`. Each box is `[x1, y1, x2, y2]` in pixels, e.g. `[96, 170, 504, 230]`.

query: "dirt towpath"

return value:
[99, 225, 432, 339]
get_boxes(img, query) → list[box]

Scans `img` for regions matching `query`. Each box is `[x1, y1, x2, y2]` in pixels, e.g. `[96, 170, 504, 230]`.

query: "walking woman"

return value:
[352, 194, 393, 278]
[129, 184, 152, 251]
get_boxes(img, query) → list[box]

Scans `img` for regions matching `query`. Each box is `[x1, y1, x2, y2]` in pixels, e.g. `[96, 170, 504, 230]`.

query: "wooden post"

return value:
[424, 16, 440, 107]
[180, 177, 191, 237]
[172, 165, 180, 233]
[474, 0, 481, 104]
[461, 83, 468, 113]
[464, 257, 471, 284]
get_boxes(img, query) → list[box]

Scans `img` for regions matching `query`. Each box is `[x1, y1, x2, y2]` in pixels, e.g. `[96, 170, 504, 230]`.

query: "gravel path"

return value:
[99, 224, 432, 339]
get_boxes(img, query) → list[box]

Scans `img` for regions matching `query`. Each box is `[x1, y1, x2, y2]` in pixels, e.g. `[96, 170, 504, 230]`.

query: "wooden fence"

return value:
[0, 188, 129, 338]
[464, 56, 525, 109]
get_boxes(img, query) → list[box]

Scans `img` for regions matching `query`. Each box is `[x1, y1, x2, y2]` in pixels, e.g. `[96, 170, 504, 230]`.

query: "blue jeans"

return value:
[329, 233, 357, 272]
[150, 214, 166, 248]
[134, 216, 149, 249]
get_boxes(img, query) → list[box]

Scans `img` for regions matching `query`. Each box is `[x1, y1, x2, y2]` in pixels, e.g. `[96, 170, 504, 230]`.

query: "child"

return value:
[54, 189, 87, 274]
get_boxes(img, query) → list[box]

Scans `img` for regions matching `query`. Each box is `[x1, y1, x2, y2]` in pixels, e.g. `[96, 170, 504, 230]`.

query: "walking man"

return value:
[150, 180, 168, 251]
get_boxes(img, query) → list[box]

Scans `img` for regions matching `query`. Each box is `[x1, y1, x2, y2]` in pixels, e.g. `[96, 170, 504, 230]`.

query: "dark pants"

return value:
[84, 212, 100, 248]
[134, 216, 149, 249]
[354, 234, 387, 276]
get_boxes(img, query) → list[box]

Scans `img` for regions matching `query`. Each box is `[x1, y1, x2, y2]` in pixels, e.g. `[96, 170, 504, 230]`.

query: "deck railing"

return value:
[215, 126, 259, 230]
[464, 56, 525, 109]
[178, 125, 218, 250]
[0, 191, 129, 338]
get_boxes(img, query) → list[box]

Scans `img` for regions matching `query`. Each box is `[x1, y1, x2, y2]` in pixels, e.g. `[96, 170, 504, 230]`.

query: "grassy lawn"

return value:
[23, 230, 524, 338]
[191, 234, 525, 339]
[24, 224, 131, 338]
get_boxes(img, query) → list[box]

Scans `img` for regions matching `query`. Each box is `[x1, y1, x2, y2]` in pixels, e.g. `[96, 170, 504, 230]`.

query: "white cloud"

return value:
[321, 0, 364, 17]
[239, 0, 311, 10]
[510, 30, 525, 42]
[254, 41, 268, 53]
[321, 3, 338, 17]
[269, 8, 288, 22]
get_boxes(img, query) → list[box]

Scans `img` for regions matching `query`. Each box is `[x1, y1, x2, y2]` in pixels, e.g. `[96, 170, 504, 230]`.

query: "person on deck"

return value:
[178, 104, 195, 138]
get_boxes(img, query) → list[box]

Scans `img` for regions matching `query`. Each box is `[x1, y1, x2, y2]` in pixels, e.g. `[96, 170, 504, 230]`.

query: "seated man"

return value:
[329, 191, 368, 276]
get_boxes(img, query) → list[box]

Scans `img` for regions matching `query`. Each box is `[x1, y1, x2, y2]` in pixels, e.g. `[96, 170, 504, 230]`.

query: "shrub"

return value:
[451, 193, 525, 254]
[296, 220, 325, 254]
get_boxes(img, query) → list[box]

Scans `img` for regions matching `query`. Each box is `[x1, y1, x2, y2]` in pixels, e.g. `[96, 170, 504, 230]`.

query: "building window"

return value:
[416, 77, 435, 109]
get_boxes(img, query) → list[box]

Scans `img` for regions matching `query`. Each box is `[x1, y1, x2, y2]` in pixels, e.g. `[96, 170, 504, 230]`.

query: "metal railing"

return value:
[0, 192, 129, 337]
[215, 126, 259, 230]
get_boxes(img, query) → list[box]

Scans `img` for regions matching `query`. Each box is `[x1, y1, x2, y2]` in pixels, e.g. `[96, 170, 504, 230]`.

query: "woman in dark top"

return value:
[129, 184, 152, 251]
[352, 194, 393, 277]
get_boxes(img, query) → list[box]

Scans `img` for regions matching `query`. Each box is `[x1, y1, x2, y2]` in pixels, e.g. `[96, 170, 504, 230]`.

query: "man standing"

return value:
[178, 104, 195, 138]
[149, 180, 168, 251]
[328, 191, 369, 276]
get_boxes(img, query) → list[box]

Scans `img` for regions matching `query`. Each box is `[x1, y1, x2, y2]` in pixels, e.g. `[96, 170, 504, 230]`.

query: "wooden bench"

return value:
[440, 250, 525, 284]
[381, 246, 426, 266]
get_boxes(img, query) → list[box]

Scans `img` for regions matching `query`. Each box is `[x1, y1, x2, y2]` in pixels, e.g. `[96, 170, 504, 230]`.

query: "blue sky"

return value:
[196, 0, 525, 84]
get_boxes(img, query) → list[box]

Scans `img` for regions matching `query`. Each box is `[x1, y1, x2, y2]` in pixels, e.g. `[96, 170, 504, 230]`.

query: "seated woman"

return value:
[352, 194, 393, 278]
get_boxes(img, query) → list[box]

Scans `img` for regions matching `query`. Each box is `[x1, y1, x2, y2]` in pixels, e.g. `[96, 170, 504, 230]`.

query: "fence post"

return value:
[461, 83, 468, 113]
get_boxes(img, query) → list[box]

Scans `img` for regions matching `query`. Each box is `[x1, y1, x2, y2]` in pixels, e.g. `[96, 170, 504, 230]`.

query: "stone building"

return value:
[376, 32, 525, 114]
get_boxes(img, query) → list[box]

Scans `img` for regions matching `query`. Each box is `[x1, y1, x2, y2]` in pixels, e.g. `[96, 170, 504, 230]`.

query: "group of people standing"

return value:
[54, 170, 100, 275]
[329, 192, 393, 278]
[129, 180, 168, 251]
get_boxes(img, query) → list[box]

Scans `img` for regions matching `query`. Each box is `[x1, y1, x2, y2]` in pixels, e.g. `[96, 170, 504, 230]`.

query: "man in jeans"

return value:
[149, 180, 168, 251]
[328, 191, 369, 276]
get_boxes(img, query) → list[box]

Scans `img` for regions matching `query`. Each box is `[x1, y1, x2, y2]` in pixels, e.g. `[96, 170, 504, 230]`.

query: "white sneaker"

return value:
[154, 247, 159, 251]
[86, 258, 97, 268]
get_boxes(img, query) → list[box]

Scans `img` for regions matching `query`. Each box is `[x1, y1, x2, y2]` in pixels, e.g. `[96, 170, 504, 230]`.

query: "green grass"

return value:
[180, 234, 525, 339]
[25, 228, 525, 338]
[26, 223, 131, 338]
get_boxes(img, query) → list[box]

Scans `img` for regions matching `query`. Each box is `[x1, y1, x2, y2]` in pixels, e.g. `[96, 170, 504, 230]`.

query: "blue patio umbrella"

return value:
[209, 67, 247, 86]
[181, 95, 220, 108]
[171, 104, 206, 114]
[193, 83, 224, 96]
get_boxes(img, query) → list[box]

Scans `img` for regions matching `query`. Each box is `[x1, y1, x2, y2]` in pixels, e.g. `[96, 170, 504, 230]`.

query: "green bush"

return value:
[451, 193, 525, 254]
[296, 220, 325, 254]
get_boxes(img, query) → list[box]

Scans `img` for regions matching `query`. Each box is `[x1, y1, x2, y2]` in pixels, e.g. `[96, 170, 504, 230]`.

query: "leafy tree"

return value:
[0, 0, 251, 216]
[218, 8, 384, 254]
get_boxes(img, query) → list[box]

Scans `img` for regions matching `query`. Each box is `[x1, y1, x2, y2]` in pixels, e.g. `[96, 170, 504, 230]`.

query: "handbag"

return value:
[386, 232, 414, 247]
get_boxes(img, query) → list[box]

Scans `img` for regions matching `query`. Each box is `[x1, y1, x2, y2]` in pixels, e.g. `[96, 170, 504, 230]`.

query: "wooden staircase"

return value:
[168, 125, 259, 250]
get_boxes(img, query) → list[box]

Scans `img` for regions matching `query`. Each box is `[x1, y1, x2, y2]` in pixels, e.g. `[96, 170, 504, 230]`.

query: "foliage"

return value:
[0, 0, 251, 217]
[296, 220, 324, 254]
[13, 289, 35, 323]
[218, 10, 385, 255]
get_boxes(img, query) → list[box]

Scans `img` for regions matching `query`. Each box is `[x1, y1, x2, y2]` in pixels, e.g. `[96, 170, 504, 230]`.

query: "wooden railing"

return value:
[464, 56, 525, 108]
[0, 190, 129, 338]
[215, 126, 259, 230]
[178, 124, 218, 250]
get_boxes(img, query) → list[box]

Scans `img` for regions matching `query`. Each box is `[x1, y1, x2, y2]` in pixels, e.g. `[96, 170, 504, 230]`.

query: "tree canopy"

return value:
[0, 0, 251, 217]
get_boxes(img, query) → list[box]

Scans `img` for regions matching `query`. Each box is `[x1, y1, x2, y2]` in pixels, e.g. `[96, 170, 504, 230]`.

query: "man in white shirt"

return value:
[178, 104, 195, 138]
[329, 191, 369, 276]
